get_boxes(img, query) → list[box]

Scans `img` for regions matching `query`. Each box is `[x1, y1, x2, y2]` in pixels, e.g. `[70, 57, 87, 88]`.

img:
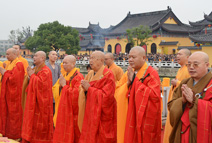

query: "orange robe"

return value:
[0, 58, 25, 139]
[53, 70, 84, 143]
[60, 63, 66, 75]
[21, 64, 53, 143]
[78, 66, 117, 143]
[163, 65, 190, 143]
[18, 56, 29, 75]
[115, 62, 161, 143]
[0, 61, 3, 97]
[106, 63, 123, 83]
[53, 68, 80, 127]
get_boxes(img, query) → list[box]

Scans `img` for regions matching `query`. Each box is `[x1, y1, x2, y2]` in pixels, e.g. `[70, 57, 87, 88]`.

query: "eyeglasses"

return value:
[186, 62, 208, 68]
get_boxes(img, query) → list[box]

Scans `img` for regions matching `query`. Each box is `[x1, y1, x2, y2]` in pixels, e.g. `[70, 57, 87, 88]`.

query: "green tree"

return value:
[25, 21, 80, 54]
[126, 25, 152, 47]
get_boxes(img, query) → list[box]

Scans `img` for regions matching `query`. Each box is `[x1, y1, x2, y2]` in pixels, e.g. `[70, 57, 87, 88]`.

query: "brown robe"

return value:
[168, 71, 212, 143]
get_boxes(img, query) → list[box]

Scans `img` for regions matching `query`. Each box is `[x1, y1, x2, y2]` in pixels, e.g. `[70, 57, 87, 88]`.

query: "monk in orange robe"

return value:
[21, 51, 53, 143]
[0, 48, 25, 140]
[53, 55, 84, 143]
[79, 51, 117, 143]
[105, 53, 123, 83]
[115, 46, 161, 143]
[168, 52, 212, 143]
[163, 49, 191, 143]
[12, 44, 29, 75]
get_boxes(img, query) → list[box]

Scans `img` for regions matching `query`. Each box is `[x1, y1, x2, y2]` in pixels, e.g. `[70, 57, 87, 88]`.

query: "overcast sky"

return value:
[0, 0, 211, 39]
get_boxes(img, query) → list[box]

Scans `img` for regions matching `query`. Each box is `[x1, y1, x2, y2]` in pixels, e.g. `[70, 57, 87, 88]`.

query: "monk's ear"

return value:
[206, 62, 209, 67]
[143, 55, 146, 60]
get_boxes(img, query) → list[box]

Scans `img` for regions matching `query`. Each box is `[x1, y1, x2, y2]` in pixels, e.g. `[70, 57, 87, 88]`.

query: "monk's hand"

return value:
[3, 63, 6, 68]
[127, 66, 134, 86]
[171, 79, 178, 86]
[0, 67, 6, 75]
[27, 66, 35, 77]
[59, 74, 66, 87]
[81, 80, 90, 91]
[181, 84, 193, 103]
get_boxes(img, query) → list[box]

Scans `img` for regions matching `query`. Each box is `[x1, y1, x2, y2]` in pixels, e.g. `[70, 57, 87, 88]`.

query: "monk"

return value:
[105, 53, 123, 83]
[53, 55, 84, 143]
[163, 49, 191, 143]
[79, 51, 117, 143]
[52, 55, 81, 126]
[21, 51, 53, 143]
[115, 46, 161, 143]
[12, 44, 29, 74]
[0, 48, 25, 140]
[168, 51, 212, 143]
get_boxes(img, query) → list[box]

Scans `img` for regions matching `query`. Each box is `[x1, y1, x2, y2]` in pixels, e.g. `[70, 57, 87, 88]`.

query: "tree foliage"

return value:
[126, 25, 152, 47]
[8, 26, 33, 44]
[25, 21, 80, 54]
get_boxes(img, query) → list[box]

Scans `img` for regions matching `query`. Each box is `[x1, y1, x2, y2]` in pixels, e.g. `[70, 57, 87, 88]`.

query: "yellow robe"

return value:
[60, 63, 66, 76]
[106, 63, 123, 83]
[115, 62, 148, 143]
[0, 61, 3, 97]
[163, 65, 190, 143]
[3, 60, 10, 70]
[52, 68, 78, 127]
[18, 56, 29, 75]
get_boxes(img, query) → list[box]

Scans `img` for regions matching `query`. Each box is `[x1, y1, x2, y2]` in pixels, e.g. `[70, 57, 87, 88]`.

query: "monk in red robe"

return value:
[115, 46, 161, 143]
[79, 51, 117, 143]
[53, 55, 84, 143]
[21, 51, 53, 143]
[168, 51, 212, 143]
[0, 48, 25, 141]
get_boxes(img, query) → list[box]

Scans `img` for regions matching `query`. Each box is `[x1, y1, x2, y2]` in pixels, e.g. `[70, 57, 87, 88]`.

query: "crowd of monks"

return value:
[0, 44, 211, 143]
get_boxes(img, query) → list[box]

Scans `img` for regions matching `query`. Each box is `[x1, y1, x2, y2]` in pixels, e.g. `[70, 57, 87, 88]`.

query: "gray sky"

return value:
[0, 0, 211, 40]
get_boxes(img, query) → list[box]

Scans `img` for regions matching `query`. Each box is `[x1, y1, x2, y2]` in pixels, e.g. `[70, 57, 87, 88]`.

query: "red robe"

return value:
[53, 71, 84, 143]
[0, 61, 25, 139]
[21, 65, 53, 143]
[79, 67, 117, 143]
[124, 66, 161, 143]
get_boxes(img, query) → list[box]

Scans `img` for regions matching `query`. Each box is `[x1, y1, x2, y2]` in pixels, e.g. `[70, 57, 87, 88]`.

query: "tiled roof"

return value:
[189, 33, 212, 43]
[161, 24, 203, 33]
[189, 12, 212, 27]
[178, 46, 202, 50]
[159, 41, 178, 45]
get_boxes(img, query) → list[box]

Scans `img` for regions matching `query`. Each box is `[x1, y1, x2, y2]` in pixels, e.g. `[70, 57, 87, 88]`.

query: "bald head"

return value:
[181, 49, 191, 56]
[130, 46, 146, 56]
[64, 55, 76, 64]
[89, 51, 105, 72]
[63, 55, 76, 73]
[105, 52, 114, 67]
[6, 48, 18, 61]
[128, 46, 146, 71]
[33, 51, 46, 66]
[188, 51, 209, 82]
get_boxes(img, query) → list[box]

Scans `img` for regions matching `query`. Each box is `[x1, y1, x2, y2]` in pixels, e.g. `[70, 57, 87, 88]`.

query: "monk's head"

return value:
[105, 52, 114, 67]
[128, 46, 146, 71]
[33, 51, 46, 66]
[12, 44, 21, 57]
[6, 48, 18, 61]
[62, 55, 76, 73]
[48, 51, 58, 63]
[89, 51, 105, 72]
[188, 51, 209, 82]
[176, 49, 191, 66]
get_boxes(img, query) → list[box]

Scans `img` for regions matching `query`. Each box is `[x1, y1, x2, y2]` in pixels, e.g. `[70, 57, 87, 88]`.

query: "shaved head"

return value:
[130, 46, 146, 56]
[49, 50, 57, 55]
[6, 48, 18, 61]
[128, 46, 146, 71]
[105, 53, 114, 59]
[181, 49, 191, 56]
[64, 55, 76, 64]
[89, 51, 105, 72]
[34, 51, 46, 66]
[63, 55, 76, 72]
[189, 51, 209, 63]
[188, 51, 209, 82]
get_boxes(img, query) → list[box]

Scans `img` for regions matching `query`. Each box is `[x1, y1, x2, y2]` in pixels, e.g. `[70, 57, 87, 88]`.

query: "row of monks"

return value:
[0, 45, 211, 143]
